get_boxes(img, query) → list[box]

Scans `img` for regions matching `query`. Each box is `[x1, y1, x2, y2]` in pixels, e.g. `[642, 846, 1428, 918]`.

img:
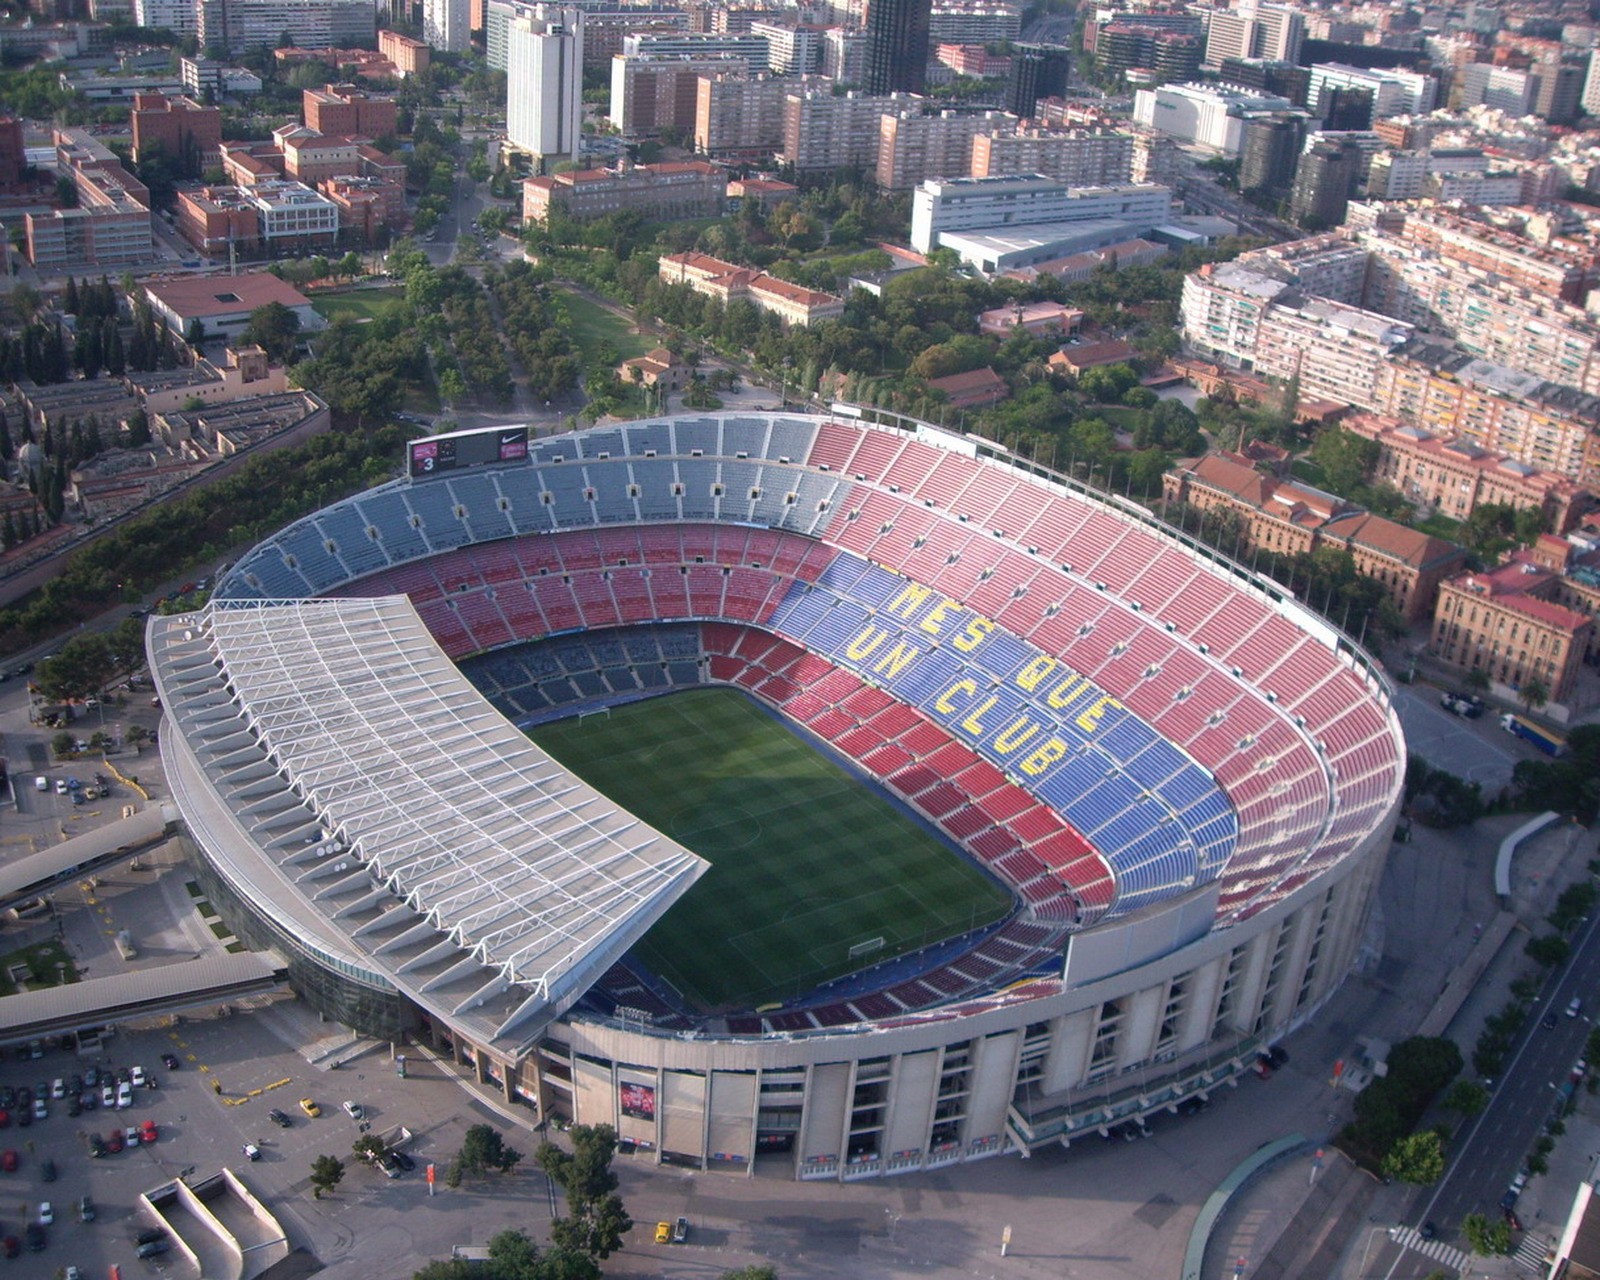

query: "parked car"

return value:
[241, 1143, 261, 1162]
[130, 1065, 145, 1088]
[105, 1130, 123, 1154]
[23, 1222, 43, 1252]
[116, 1082, 132, 1109]
[134, 1227, 167, 1246]
[37, 1203, 51, 1226]
[161, 1053, 180, 1070]
[100, 1084, 115, 1109]
[140, 1119, 158, 1144]
[654, 1222, 671, 1244]
[341, 1100, 364, 1121]
[87, 1134, 104, 1158]
[267, 1109, 292, 1129]
[31, 1099, 46, 1121]
[1570, 997, 1583, 1018]
[77, 1196, 94, 1222]
[388, 1148, 415, 1172]
[39, 1159, 54, 1183]
[124, 1126, 141, 1147]
[1, 1150, 17, 1172]
[673, 1216, 689, 1243]
[136, 1239, 169, 1259]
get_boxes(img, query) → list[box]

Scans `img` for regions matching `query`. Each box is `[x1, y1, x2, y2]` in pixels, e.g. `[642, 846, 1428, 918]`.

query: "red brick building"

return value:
[302, 84, 398, 140]
[0, 117, 24, 192]
[130, 93, 222, 175]
[378, 30, 430, 77]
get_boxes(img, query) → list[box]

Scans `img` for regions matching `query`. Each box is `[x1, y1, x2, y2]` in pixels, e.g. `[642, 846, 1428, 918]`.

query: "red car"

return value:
[1, 1149, 16, 1172]
[141, 1119, 158, 1144]
[105, 1130, 124, 1154]
[0, 1235, 17, 1258]
[0, 1108, 9, 1128]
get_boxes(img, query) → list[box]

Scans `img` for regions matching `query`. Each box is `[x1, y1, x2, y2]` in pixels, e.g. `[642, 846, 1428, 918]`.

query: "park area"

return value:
[529, 687, 1011, 1011]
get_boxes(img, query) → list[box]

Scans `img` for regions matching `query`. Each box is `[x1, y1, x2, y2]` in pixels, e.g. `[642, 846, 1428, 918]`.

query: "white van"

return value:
[34, 776, 47, 791]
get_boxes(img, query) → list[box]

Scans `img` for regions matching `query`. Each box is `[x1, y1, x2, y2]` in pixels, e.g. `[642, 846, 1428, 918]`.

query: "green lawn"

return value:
[1413, 511, 1461, 540]
[311, 288, 404, 324]
[529, 688, 1010, 1011]
[0, 940, 78, 996]
[555, 287, 653, 363]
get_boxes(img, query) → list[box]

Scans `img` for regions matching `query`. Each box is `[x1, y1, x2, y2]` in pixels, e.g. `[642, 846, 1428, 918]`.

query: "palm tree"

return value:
[1463, 667, 1491, 694]
[1518, 677, 1549, 715]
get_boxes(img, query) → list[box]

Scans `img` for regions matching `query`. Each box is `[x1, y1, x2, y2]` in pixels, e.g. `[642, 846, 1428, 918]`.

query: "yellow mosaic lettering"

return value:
[952, 617, 996, 653]
[962, 694, 998, 736]
[886, 581, 932, 619]
[1046, 675, 1087, 709]
[1075, 696, 1120, 733]
[994, 717, 1041, 754]
[919, 597, 958, 636]
[846, 625, 889, 661]
[935, 679, 977, 714]
[1014, 654, 1058, 691]
[872, 641, 919, 680]
[1020, 737, 1069, 775]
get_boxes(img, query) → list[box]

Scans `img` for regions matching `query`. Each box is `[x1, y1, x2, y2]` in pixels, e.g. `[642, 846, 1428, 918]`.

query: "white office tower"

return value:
[1583, 51, 1600, 117]
[508, 8, 584, 171]
[135, 0, 198, 37]
[1204, 3, 1304, 67]
[425, 0, 471, 53]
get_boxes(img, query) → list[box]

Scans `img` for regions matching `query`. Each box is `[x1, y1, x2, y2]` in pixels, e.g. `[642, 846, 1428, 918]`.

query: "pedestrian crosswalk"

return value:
[1513, 1231, 1551, 1274]
[1390, 1225, 1472, 1273]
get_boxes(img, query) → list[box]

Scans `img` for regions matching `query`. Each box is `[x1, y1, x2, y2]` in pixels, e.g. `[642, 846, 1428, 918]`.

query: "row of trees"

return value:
[485, 262, 582, 405]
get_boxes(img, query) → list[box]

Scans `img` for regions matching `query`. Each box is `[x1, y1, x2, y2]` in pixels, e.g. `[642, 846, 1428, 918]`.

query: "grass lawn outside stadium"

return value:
[529, 687, 1013, 1012]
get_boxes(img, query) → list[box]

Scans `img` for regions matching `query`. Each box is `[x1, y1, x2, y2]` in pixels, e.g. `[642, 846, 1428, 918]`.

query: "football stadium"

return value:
[150, 409, 1404, 1180]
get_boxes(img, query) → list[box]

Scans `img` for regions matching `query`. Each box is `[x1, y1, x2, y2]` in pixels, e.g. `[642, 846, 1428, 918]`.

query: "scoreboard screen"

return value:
[408, 426, 530, 479]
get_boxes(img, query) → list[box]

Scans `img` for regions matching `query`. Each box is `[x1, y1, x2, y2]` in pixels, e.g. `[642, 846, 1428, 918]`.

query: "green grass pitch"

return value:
[528, 687, 1013, 1012]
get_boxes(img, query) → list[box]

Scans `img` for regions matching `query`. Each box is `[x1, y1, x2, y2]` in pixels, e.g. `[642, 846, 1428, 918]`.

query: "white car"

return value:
[242, 1142, 261, 1162]
[341, 1100, 364, 1121]
[116, 1082, 133, 1109]
[101, 1083, 116, 1108]
[38, 1202, 52, 1225]
[130, 1065, 146, 1088]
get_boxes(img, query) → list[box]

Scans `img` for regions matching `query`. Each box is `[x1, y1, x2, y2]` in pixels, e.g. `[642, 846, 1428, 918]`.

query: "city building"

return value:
[379, 29, 431, 77]
[523, 160, 727, 224]
[179, 57, 265, 98]
[1162, 452, 1465, 623]
[130, 92, 222, 174]
[617, 347, 688, 391]
[1237, 114, 1304, 199]
[1131, 81, 1298, 155]
[998, 236, 1168, 283]
[0, 116, 23, 193]
[1203, 3, 1304, 67]
[752, 19, 821, 74]
[910, 172, 1171, 254]
[197, 0, 375, 54]
[976, 300, 1082, 337]
[1098, 23, 1201, 84]
[782, 86, 904, 175]
[969, 127, 1134, 185]
[319, 173, 406, 244]
[610, 52, 749, 139]
[1306, 64, 1436, 122]
[927, 365, 1008, 407]
[1006, 42, 1070, 117]
[175, 181, 340, 257]
[143, 271, 322, 343]
[1217, 57, 1309, 106]
[822, 27, 868, 84]
[726, 176, 798, 210]
[507, 8, 584, 170]
[864, 0, 931, 94]
[622, 30, 769, 72]
[877, 108, 1008, 190]
[1459, 63, 1538, 116]
[1288, 138, 1359, 228]
[136, 0, 198, 34]
[658, 251, 845, 324]
[694, 73, 788, 161]
[1430, 549, 1592, 702]
[425, 0, 471, 51]
[1340, 413, 1592, 533]
[26, 129, 153, 272]
[1253, 294, 1413, 409]
[936, 43, 1011, 79]
[927, 1, 1020, 46]
[303, 84, 398, 139]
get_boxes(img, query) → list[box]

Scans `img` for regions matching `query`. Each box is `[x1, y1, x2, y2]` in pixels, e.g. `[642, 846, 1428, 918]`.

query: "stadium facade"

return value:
[151, 410, 1403, 1181]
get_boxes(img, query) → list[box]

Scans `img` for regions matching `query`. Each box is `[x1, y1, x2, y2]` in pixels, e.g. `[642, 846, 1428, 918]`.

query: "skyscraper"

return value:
[1007, 42, 1071, 117]
[507, 7, 583, 171]
[863, 0, 930, 95]
[1237, 113, 1304, 199]
[424, 0, 471, 53]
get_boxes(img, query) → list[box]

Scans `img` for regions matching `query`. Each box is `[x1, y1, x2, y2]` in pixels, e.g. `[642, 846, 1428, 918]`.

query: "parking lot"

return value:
[0, 998, 566, 1279]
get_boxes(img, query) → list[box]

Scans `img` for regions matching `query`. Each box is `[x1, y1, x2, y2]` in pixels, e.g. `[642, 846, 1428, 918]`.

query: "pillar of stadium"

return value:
[152, 409, 1403, 1180]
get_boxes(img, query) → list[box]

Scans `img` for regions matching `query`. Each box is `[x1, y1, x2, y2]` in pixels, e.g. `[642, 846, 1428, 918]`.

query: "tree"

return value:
[1461, 1213, 1511, 1255]
[309, 1154, 345, 1199]
[1525, 933, 1571, 968]
[536, 1124, 632, 1261]
[242, 301, 302, 363]
[718, 1270, 779, 1280]
[126, 724, 149, 753]
[1443, 1079, 1487, 1119]
[456, 1123, 522, 1176]
[1518, 678, 1549, 714]
[52, 731, 76, 758]
[353, 1133, 387, 1164]
[1381, 1131, 1444, 1185]
[1310, 426, 1380, 496]
[1463, 667, 1491, 693]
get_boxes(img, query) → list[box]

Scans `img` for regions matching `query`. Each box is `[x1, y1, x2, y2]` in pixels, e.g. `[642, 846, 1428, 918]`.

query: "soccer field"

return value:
[529, 688, 1012, 1011]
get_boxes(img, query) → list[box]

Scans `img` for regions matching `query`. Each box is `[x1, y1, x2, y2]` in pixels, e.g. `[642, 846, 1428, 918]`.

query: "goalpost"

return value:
[848, 936, 886, 961]
[578, 706, 612, 724]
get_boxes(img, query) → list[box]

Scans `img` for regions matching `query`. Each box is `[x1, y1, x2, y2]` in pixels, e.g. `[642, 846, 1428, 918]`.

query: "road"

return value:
[1409, 881, 1600, 1239]
[1391, 684, 1522, 793]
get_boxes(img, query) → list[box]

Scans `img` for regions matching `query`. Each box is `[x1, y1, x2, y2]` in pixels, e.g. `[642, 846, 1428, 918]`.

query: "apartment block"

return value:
[27, 128, 153, 271]
[611, 52, 748, 138]
[1342, 413, 1592, 532]
[198, 0, 375, 54]
[782, 87, 904, 175]
[659, 251, 845, 325]
[424, 0, 471, 52]
[751, 20, 820, 74]
[523, 160, 726, 223]
[622, 30, 769, 71]
[320, 175, 405, 244]
[130, 92, 222, 173]
[378, 29, 431, 77]
[822, 26, 867, 84]
[969, 127, 1133, 185]
[1252, 296, 1413, 411]
[303, 84, 398, 139]
[877, 109, 1008, 190]
[694, 72, 787, 161]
